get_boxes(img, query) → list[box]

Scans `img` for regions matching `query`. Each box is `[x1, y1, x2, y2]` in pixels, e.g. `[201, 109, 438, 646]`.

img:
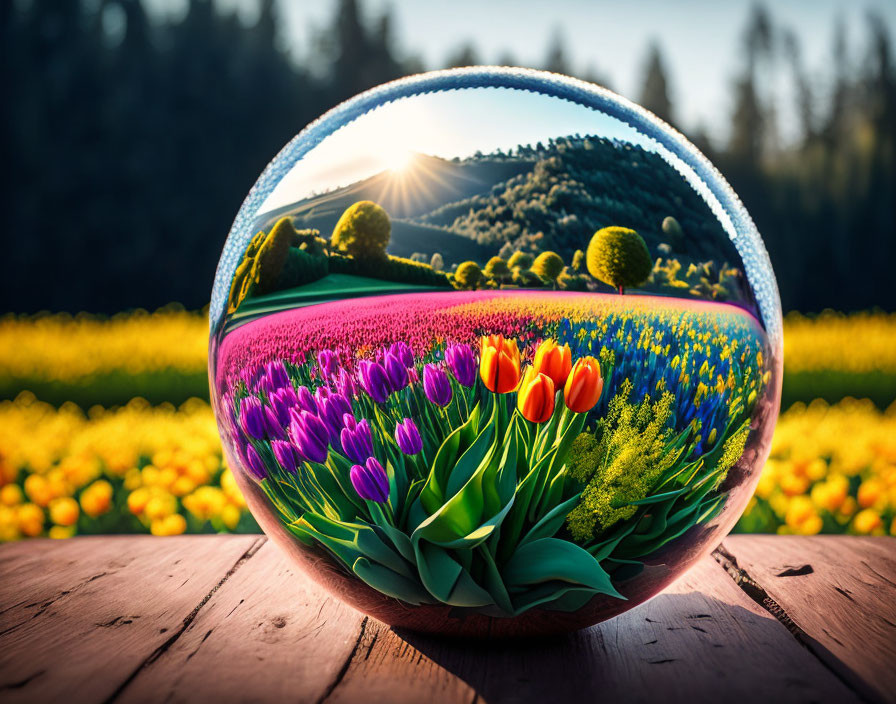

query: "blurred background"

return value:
[1, 0, 894, 540]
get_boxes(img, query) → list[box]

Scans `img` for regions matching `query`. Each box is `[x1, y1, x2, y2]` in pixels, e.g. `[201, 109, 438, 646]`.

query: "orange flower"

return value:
[480, 335, 521, 393]
[533, 339, 572, 388]
[563, 356, 603, 413]
[517, 366, 556, 423]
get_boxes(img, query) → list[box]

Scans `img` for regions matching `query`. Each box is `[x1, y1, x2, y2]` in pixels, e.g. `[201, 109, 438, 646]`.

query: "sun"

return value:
[384, 148, 416, 173]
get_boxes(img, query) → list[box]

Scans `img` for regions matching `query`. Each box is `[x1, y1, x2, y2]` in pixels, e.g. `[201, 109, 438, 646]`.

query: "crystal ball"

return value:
[209, 68, 782, 637]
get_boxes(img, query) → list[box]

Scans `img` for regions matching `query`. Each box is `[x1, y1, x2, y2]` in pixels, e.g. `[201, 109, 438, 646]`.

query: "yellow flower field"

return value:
[0, 393, 253, 541]
[735, 397, 896, 536]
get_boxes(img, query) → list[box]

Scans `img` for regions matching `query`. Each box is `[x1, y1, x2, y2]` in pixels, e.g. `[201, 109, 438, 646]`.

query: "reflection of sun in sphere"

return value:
[210, 68, 782, 638]
[384, 148, 416, 173]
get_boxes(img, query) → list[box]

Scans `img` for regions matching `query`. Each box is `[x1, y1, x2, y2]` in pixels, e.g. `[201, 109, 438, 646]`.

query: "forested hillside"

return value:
[416, 136, 741, 266]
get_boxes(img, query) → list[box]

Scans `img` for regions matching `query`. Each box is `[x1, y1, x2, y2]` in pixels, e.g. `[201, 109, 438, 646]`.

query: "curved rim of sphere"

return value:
[209, 66, 782, 348]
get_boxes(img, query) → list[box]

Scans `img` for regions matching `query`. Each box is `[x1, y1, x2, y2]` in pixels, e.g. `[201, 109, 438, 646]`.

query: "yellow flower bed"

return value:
[0, 393, 251, 540]
[0, 307, 208, 382]
[737, 397, 896, 536]
[784, 310, 896, 374]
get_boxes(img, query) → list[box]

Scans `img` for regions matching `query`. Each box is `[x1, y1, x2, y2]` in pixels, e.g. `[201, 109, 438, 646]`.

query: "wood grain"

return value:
[722, 535, 896, 704]
[322, 558, 858, 704]
[116, 539, 367, 704]
[0, 535, 261, 704]
[0, 535, 891, 704]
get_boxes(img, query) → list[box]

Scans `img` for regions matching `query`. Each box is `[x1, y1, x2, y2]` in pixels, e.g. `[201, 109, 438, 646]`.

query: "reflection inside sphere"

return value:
[209, 71, 781, 636]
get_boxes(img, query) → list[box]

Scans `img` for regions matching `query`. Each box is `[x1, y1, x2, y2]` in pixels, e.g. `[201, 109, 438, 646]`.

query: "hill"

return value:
[413, 136, 743, 267]
[253, 153, 529, 261]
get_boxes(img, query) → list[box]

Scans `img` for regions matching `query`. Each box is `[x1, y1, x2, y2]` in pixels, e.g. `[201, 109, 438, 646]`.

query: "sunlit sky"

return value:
[149, 0, 896, 145]
[259, 87, 655, 210]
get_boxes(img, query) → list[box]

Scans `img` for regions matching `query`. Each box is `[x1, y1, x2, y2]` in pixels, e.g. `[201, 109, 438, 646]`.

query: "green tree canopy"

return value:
[484, 256, 511, 281]
[531, 251, 565, 282]
[507, 251, 534, 270]
[331, 200, 391, 259]
[454, 261, 483, 290]
[586, 226, 653, 294]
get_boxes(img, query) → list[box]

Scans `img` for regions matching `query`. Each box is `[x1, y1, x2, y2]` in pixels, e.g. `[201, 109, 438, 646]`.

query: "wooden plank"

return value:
[0, 535, 262, 704]
[322, 557, 858, 704]
[116, 539, 367, 704]
[721, 535, 896, 704]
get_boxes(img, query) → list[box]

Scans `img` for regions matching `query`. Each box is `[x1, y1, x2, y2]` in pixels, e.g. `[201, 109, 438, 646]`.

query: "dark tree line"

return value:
[2, 0, 893, 313]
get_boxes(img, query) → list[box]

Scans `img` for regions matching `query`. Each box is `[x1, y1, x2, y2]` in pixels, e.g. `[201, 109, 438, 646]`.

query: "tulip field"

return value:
[0, 305, 894, 541]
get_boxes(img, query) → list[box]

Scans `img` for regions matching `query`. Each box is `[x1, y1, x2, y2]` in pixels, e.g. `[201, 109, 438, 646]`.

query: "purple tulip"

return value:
[350, 457, 389, 503]
[395, 418, 422, 455]
[244, 442, 267, 480]
[341, 416, 374, 465]
[445, 343, 476, 387]
[383, 352, 409, 393]
[295, 385, 318, 415]
[239, 396, 267, 440]
[288, 410, 329, 464]
[316, 388, 352, 441]
[358, 360, 390, 404]
[317, 349, 338, 380]
[389, 341, 414, 368]
[263, 404, 285, 440]
[423, 364, 452, 407]
[269, 386, 298, 426]
[271, 439, 299, 473]
[263, 360, 290, 392]
[335, 368, 357, 398]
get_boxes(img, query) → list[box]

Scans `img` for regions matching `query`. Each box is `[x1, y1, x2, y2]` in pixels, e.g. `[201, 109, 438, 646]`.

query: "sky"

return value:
[259, 87, 658, 209]
[151, 0, 896, 145]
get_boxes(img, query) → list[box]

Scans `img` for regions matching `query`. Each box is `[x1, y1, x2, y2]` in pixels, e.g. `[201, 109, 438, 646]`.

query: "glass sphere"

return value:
[209, 68, 782, 637]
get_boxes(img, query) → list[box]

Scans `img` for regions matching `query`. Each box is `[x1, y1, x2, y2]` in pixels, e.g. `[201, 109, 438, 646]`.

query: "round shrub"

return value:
[454, 261, 483, 290]
[250, 218, 295, 294]
[531, 251, 565, 282]
[586, 226, 653, 294]
[484, 256, 510, 282]
[507, 251, 533, 270]
[331, 200, 391, 259]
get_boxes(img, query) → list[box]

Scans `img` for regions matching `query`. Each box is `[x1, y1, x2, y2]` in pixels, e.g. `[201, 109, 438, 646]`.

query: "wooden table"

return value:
[1, 536, 893, 704]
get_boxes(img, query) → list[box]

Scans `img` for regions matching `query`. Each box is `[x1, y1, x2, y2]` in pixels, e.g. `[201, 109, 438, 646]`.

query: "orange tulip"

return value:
[517, 366, 555, 423]
[563, 357, 603, 413]
[533, 339, 572, 388]
[480, 335, 521, 393]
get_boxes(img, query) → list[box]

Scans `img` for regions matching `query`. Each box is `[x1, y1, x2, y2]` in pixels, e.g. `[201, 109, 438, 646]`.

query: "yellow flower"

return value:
[857, 479, 885, 510]
[24, 474, 53, 507]
[80, 480, 113, 518]
[144, 492, 177, 521]
[49, 525, 76, 539]
[150, 513, 187, 536]
[0, 484, 24, 507]
[127, 487, 151, 515]
[17, 503, 45, 537]
[49, 497, 80, 526]
[852, 508, 883, 535]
